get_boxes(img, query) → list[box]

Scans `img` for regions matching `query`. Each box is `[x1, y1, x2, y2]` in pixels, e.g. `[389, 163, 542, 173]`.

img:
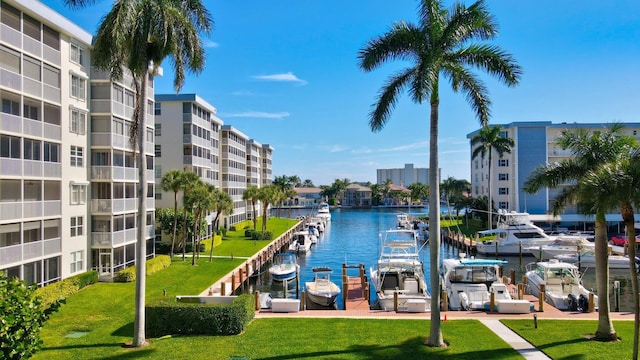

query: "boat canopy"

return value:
[459, 259, 508, 266]
[478, 229, 507, 236]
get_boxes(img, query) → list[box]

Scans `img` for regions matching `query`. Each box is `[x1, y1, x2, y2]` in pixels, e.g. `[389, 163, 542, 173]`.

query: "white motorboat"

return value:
[309, 216, 325, 232]
[554, 250, 638, 269]
[476, 210, 556, 256]
[369, 229, 431, 312]
[288, 230, 312, 253]
[396, 213, 411, 230]
[525, 259, 597, 311]
[525, 235, 595, 260]
[269, 253, 299, 282]
[441, 255, 508, 311]
[305, 267, 341, 307]
[316, 202, 331, 222]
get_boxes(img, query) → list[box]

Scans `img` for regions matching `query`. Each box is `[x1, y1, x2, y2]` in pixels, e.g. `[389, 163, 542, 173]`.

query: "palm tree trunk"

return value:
[487, 152, 492, 230]
[133, 71, 149, 347]
[170, 192, 178, 258]
[622, 204, 638, 357]
[594, 209, 616, 340]
[191, 211, 198, 266]
[427, 99, 444, 347]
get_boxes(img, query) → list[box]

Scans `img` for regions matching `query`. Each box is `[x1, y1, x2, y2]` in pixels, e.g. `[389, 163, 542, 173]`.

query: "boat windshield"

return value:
[448, 266, 498, 283]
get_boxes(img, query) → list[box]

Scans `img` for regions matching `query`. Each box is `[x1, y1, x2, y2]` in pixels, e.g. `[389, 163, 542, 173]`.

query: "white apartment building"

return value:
[467, 121, 640, 216]
[261, 144, 273, 187]
[221, 125, 249, 226]
[154, 93, 222, 238]
[1, 0, 91, 285]
[376, 163, 437, 187]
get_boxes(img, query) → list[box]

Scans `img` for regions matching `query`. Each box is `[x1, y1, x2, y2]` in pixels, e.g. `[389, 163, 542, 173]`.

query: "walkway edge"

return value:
[479, 319, 551, 360]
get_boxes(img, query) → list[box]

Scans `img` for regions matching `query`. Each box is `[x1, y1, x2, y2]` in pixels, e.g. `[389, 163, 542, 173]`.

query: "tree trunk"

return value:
[427, 99, 444, 347]
[133, 71, 149, 347]
[622, 204, 638, 357]
[252, 201, 257, 231]
[170, 192, 178, 258]
[594, 209, 616, 340]
[487, 152, 492, 230]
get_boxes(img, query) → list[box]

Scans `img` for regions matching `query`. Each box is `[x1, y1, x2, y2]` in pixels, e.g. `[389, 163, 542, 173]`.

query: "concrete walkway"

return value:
[479, 319, 551, 360]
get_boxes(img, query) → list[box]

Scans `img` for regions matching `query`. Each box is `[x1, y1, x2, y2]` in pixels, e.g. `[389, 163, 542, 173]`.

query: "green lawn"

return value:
[210, 218, 299, 257]
[502, 319, 634, 359]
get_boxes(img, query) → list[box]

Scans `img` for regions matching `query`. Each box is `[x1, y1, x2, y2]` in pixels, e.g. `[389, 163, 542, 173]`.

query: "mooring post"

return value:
[538, 284, 545, 311]
[393, 291, 398, 312]
[254, 291, 260, 310]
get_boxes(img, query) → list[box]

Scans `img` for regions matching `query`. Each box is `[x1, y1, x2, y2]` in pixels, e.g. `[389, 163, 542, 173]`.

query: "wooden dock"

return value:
[341, 263, 371, 311]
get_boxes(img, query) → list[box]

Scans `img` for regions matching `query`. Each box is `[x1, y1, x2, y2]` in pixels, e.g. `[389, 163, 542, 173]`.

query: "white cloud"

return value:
[329, 145, 348, 153]
[204, 41, 219, 48]
[253, 72, 308, 85]
[380, 141, 429, 152]
[223, 111, 290, 119]
[230, 90, 254, 96]
[351, 147, 374, 154]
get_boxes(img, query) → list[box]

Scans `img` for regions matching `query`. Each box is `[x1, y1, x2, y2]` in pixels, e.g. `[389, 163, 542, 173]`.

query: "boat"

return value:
[369, 229, 431, 312]
[269, 253, 299, 281]
[288, 230, 312, 253]
[316, 202, 331, 222]
[396, 213, 411, 229]
[309, 216, 325, 232]
[441, 255, 508, 311]
[524, 259, 597, 311]
[475, 210, 556, 256]
[305, 267, 341, 307]
[525, 235, 595, 260]
[554, 250, 638, 269]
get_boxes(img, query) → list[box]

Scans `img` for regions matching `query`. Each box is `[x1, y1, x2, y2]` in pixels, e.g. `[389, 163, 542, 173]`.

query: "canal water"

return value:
[247, 207, 635, 312]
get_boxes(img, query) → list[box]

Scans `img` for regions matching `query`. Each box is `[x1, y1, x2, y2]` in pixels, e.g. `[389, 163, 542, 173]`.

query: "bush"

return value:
[244, 229, 255, 238]
[114, 255, 172, 282]
[35, 271, 98, 308]
[251, 231, 264, 240]
[262, 231, 273, 240]
[146, 294, 255, 337]
[184, 242, 206, 253]
[229, 226, 237, 231]
[155, 242, 171, 254]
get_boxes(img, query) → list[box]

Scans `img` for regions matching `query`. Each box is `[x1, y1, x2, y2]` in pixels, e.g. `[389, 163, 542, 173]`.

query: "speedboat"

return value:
[476, 210, 556, 256]
[554, 249, 638, 269]
[288, 231, 312, 253]
[269, 253, 299, 282]
[369, 229, 430, 312]
[525, 259, 597, 311]
[317, 202, 331, 222]
[525, 235, 595, 260]
[441, 255, 507, 310]
[305, 267, 341, 307]
[396, 213, 411, 230]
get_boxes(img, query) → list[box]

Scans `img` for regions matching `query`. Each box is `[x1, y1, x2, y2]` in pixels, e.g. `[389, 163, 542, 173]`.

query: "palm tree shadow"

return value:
[112, 322, 134, 337]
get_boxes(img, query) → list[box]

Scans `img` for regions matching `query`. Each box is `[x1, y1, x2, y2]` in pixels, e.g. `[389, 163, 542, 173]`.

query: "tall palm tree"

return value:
[179, 172, 201, 261]
[84, 0, 212, 347]
[243, 185, 261, 231]
[302, 179, 315, 187]
[524, 124, 636, 341]
[209, 187, 233, 262]
[184, 180, 210, 265]
[358, 0, 520, 346]
[160, 170, 183, 258]
[580, 147, 640, 354]
[470, 125, 514, 229]
[257, 185, 279, 232]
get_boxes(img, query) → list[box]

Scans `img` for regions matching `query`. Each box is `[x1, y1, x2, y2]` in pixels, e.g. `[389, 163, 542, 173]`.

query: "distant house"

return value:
[341, 184, 372, 208]
[289, 187, 324, 208]
[383, 184, 411, 206]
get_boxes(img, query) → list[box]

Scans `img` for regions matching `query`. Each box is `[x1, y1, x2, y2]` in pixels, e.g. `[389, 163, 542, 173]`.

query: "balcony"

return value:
[23, 118, 42, 138]
[43, 123, 62, 141]
[23, 77, 42, 98]
[22, 35, 41, 57]
[23, 160, 42, 177]
[91, 133, 134, 151]
[23, 201, 42, 218]
[0, 202, 21, 221]
[43, 84, 60, 103]
[0, 243, 21, 265]
[44, 200, 61, 217]
[91, 230, 126, 247]
[0, 67, 21, 91]
[0, 24, 20, 48]
[0, 112, 21, 133]
[42, 45, 61, 67]
[43, 162, 62, 178]
[23, 237, 61, 261]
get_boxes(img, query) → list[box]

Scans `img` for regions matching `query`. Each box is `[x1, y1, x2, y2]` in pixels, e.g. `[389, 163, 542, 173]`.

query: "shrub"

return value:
[229, 226, 237, 231]
[251, 231, 264, 240]
[262, 231, 273, 240]
[146, 294, 255, 337]
[114, 255, 172, 282]
[244, 229, 254, 238]
[34, 271, 98, 308]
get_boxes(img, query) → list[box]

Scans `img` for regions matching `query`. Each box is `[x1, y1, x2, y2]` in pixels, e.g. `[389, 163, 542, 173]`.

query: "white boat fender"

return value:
[459, 291, 471, 311]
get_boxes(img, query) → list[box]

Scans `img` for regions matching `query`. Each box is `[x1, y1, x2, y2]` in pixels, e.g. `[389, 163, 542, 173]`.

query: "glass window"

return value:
[0, 135, 20, 159]
[154, 102, 161, 115]
[0, 3, 20, 31]
[70, 250, 83, 273]
[70, 216, 83, 237]
[43, 64, 60, 89]
[43, 142, 59, 162]
[2, 98, 19, 115]
[23, 56, 41, 81]
[43, 103, 61, 126]
[113, 85, 124, 104]
[23, 138, 41, 160]
[70, 43, 83, 65]
[70, 184, 87, 205]
[70, 146, 83, 167]
[0, 46, 20, 73]
[154, 123, 161, 136]
[71, 75, 86, 100]
[43, 25, 60, 51]
[154, 144, 161, 157]
[22, 14, 41, 41]
[70, 109, 86, 135]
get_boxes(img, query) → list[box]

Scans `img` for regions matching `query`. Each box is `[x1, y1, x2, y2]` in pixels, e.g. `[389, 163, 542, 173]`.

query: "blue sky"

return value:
[44, 0, 640, 186]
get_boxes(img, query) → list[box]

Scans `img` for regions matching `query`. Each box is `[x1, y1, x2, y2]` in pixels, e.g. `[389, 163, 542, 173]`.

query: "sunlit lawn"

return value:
[502, 319, 633, 359]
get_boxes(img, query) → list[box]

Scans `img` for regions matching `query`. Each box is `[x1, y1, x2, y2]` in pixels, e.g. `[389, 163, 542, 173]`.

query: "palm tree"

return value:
[408, 182, 429, 206]
[580, 147, 640, 354]
[257, 185, 280, 232]
[184, 180, 210, 265]
[160, 170, 183, 258]
[179, 172, 201, 261]
[243, 185, 260, 231]
[209, 187, 233, 262]
[358, 0, 521, 346]
[302, 179, 315, 187]
[470, 125, 514, 229]
[382, 179, 392, 206]
[524, 124, 636, 341]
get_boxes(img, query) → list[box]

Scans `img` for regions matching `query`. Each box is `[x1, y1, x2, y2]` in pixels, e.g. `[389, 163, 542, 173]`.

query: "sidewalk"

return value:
[479, 319, 551, 360]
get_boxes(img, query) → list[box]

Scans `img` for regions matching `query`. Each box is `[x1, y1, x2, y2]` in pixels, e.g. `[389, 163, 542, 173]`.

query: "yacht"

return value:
[316, 202, 331, 222]
[441, 255, 507, 311]
[476, 210, 556, 256]
[288, 230, 312, 253]
[525, 235, 595, 260]
[525, 259, 597, 311]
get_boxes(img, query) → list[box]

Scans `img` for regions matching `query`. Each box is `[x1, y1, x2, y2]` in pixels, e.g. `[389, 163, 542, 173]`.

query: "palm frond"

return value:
[357, 22, 421, 71]
[442, 63, 490, 123]
[369, 68, 414, 132]
[447, 44, 522, 86]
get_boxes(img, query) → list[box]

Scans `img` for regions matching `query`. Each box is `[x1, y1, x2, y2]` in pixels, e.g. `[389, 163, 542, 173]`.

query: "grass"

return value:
[502, 319, 634, 359]
[213, 217, 299, 257]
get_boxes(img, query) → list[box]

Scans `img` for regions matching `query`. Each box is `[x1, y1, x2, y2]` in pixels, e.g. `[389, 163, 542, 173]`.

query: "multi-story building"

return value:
[341, 183, 372, 207]
[376, 163, 437, 187]
[1, 0, 92, 285]
[467, 121, 640, 215]
[221, 125, 248, 226]
[153, 93, 222, 238]
[260, 144, 273, 187]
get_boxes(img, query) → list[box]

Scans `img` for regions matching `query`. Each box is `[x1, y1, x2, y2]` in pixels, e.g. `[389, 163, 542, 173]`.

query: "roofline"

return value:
[11, 0, 92, 45]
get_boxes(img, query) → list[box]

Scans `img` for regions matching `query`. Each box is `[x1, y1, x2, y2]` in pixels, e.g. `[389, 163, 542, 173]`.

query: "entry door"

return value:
[99, 252, 111, 276]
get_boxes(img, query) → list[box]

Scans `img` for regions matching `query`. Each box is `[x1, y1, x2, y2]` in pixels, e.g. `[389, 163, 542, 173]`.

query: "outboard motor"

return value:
[459, 291, 471, 311]
[578, 294, 590, 313]
[567, 293, 578, 311]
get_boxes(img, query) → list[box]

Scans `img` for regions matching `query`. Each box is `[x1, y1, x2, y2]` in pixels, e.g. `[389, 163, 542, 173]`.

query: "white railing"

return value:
[43, 162, 61, 178]
[23, 160, 42, 177]
[0, 201, 21, 221]
[146, 224, 155, 238]
[114, 230, 125, 246]
[0, 68, 21, 91]
[43, 123, 61, 141]
[23, 118, 43, 137]
[91, 166, 112, 180]
[90, 67, 110, 80]
[113, 167, 124, 180]
[0, 244, 21, 265]
[112, 198, 125, 212]
[23, 201, 42, 218]
[91, 232, 111, 247]
[146, 197, 154, 210]
[125, 228, 137, 243]
[23, 241, 41, 260]
[43, 237, 61, 256]
[125, 167, 137, 181]
[43, 200, 61, 217]
[91, 199, 112, 213]
[124, 198, 137, 212]
[43, 84, 61, 103]
[22, 35, 41, 57]
[112, 102, 125, 118]
[91, 133, 111, 147]
[0, 24, 21, 48]
[0, 112, 21, 133]
[23, 77, 42, 98]
[42, 45, 61, 67]
[90, 99, 112, 113]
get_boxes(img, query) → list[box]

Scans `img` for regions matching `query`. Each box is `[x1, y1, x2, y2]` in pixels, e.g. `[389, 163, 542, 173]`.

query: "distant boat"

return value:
[288, 231, 312, 253]
[317, 202, 331, 222]
[269, 253, 299, 282]
[476, 210, 556, 256]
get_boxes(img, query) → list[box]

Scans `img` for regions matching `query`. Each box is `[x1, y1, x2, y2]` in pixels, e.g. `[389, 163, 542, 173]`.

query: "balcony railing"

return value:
[22, 35, 41, 57]
[0, 202, 21, 221]
[0, 24, 20, 48]
[22, 237, 61, 261]
[0, 112, 21, 133]
[0, 67, 21, 91]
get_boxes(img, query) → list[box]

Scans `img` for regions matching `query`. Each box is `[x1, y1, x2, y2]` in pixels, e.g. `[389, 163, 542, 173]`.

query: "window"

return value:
[498, 187, 509, 195]
[70, 43, 84, 65]
[23, 139, 40, 160]
[23, 101, 39, 120]
[498, 201, 509, 210]
[71, 75, 86, 100]
[23, 56, 41, 81]
[0, 45, 20, 73]
[155, 192, 162, 200]
[155, 165, 162, 178]
[43, 142, 59, 162]
[1, 3, 20, 31]
[154, 102, 161, 115]
[154, 123, 161, 136]
[499, 131, 508, 138]
[498, 159, 509, 167]
[42, 25, 59, 51]
[125, 90, 134, 108]
[22, 14, 41, 41]
[498, 173, 509, 181]
[2, 98, 19, 115]
[70, 146, 83, 167]
[0, 135, 20, 158]
[70, 109, 86, 135]
[113, 85, 124, 104]
[43, 64, 60, 89]
[70, 184, 87, 205]
[70, 216, 83, 237]
[146, 128, 153, 143]
[70, 250, 83, 273]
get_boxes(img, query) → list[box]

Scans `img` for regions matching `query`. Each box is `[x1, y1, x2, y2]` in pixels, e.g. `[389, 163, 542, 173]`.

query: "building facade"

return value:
[467, 121, 640, 215]
[376, 163, 437, 187]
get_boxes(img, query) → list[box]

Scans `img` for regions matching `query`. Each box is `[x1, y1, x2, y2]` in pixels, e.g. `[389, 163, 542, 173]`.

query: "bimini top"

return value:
[459, 259, 508, 266]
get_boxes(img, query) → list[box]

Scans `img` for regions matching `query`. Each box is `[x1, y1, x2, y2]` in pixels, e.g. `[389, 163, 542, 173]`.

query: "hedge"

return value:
[146, 294, 255, 337]
[34, 270, 98, 308]
[156, 242, 206, 255]
[113, 255, 172, 282]
[245, 230, 273, 240]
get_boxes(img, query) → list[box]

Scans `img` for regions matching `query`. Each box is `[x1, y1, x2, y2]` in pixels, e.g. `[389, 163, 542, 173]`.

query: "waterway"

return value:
[248, 207, 635, 312]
